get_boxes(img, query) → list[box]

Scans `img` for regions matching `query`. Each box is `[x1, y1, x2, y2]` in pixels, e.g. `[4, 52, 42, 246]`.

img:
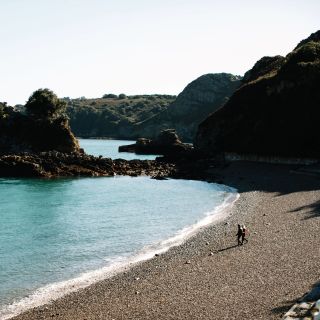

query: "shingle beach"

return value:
[10, 162, 320, 320]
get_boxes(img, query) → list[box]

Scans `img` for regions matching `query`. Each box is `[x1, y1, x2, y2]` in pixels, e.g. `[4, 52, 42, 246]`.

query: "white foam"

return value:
[0, 187, 239, 320]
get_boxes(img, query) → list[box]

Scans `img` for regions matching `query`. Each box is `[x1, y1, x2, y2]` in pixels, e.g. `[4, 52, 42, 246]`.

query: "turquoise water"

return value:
[0, 140, 237, 319]
[78, 139, 159, 160]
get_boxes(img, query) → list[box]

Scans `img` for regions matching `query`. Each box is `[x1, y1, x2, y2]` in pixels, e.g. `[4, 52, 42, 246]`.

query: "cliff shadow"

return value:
[203, 161, 320, 220]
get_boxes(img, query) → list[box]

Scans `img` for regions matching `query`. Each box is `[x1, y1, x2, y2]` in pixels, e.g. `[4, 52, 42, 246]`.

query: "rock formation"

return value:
[0, 152, 175, 178]
[195, 30, 320, 159]
[119, 129, 193, 157]
[0, 90, 79, 154]
[135, 73, 242, 141]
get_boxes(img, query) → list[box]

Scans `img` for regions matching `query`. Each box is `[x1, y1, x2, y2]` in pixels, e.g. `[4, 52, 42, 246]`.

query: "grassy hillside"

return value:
[66, 94, 176, 139]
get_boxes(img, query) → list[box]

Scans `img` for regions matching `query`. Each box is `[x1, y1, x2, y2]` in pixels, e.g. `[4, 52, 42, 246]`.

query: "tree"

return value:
[25, 88, 67, 120]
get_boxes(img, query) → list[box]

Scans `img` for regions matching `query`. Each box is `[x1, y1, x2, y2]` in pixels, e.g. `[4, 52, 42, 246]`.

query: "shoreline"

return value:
[0, 182, 238, 320]
[8, 161, 320, 319]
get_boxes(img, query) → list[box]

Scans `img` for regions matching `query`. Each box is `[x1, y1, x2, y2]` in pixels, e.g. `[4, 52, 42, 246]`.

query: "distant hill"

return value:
[134, 73, 242, 142]
[66, 95, 175, 139]
[195, 30, 320, 158]
[66, 73, 241, 142]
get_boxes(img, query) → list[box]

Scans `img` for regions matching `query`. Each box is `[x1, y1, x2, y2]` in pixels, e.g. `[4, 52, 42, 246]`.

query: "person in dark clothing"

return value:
[241, 225, 248, 244]
[236, 224, 242, 246]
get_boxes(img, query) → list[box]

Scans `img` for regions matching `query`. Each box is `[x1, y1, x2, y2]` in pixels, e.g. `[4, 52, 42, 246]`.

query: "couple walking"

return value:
[237, 224, 248, 245]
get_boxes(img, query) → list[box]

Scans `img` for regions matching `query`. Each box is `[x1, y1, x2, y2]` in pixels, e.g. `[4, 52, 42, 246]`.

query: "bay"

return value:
[0, 140, 237, 319]
[78, 138, 159, 160]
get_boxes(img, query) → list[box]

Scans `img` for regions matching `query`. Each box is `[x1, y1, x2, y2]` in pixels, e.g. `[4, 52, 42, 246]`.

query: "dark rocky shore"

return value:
[0, 152, 176, 178]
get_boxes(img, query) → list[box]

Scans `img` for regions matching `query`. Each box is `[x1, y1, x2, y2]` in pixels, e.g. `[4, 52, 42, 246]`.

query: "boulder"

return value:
[119, 129, 193, 157]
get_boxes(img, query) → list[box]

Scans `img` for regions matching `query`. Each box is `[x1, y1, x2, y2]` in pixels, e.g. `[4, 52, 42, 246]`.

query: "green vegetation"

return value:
[25, 88, 67, 121]
[66, 94, 176, 138]
[65, 74, 241, 142]
[0, 102, 8, 119]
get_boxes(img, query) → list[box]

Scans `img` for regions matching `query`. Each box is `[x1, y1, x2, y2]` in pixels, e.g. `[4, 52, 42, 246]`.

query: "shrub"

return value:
[25, 88, 67, 120]
[102, 94, 118, 99]
[0, 102, 6, 118]
[118, 93, 126, 99]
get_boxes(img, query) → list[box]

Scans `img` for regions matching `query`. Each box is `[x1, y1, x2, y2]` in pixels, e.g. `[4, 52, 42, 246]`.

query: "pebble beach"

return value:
[10, 161, 320, 320]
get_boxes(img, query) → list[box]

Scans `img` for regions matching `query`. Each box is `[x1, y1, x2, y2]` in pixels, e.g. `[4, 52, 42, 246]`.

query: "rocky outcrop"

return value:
[0, 106, 79, 154]
[0, 95, 177, 179]
[119, 129, 193, 157]
[134, 73, 242, 141]
[195, 30, 320, 159]
[0, 152, 175, 178]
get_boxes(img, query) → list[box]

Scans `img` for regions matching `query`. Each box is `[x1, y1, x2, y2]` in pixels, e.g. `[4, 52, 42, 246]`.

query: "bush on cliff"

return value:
[25, 89, 67, 121]
[0, 102, 7, 118]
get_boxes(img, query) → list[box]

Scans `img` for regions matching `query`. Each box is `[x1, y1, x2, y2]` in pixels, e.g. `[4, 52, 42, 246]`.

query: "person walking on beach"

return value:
[241, 225, 248, 245]
[236, 224, 242, 246]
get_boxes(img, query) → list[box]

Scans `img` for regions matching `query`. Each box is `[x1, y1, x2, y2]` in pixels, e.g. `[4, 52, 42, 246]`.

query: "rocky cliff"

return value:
[195, 30, 320, 158]
[134, 73, 242, 142]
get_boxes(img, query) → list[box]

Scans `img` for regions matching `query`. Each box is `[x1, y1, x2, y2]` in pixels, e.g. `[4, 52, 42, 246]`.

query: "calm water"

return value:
[0, 140, 237, 319]
[78, 139, 159, 160]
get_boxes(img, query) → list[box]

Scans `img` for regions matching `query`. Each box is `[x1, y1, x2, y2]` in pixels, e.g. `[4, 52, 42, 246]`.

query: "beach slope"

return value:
[11, 162, 320, 320]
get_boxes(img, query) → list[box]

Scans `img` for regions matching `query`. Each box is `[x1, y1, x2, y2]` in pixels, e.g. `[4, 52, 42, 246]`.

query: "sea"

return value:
[78, 138, 159, 160]
[0, 139, 238, 319]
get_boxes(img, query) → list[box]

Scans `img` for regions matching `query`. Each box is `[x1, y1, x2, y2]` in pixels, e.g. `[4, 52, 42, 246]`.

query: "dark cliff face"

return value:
[134, 73, 242, 142]
[0, 108, 79, 153]
[195, 31, 320, 158]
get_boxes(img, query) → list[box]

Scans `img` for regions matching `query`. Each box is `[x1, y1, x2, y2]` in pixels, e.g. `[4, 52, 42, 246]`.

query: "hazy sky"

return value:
[1, 0, 319, 105]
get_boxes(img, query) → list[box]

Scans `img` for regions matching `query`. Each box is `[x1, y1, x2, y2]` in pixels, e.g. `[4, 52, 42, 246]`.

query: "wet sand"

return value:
[11, 161, 320, 320]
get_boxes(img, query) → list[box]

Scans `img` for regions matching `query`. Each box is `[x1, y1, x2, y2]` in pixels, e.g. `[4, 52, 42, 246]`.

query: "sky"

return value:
[1, 0, 319, 105]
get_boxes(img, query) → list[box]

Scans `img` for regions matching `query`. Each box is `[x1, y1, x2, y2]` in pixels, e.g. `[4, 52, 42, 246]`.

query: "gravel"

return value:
[10, 161, 320, 320]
